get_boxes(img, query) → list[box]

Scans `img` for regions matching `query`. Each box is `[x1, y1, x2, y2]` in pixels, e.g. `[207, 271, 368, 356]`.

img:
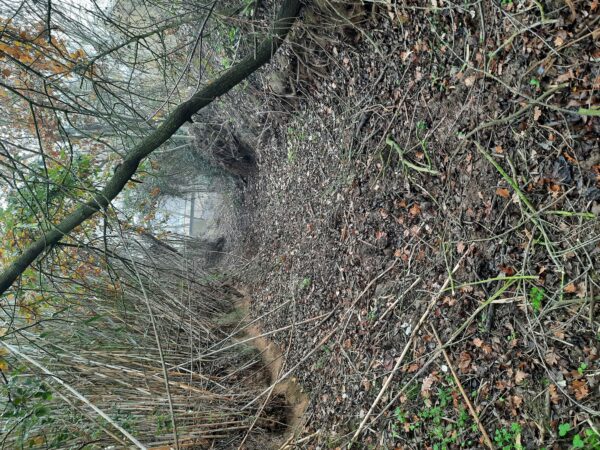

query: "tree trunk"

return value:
[0, 0, 302, 296]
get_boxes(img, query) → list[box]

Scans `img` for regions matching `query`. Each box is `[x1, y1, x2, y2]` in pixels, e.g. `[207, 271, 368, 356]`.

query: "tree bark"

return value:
[0, 0, 302, 296]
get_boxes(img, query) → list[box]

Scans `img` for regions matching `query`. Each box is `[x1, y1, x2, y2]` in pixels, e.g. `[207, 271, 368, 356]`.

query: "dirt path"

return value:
[238, 292, 310, 442]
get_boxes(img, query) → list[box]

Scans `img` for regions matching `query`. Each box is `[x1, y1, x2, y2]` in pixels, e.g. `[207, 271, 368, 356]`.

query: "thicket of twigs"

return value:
[1, 229, 286, 449]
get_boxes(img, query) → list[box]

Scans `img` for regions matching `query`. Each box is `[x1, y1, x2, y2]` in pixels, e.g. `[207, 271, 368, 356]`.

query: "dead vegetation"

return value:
[0, 229, 300, 449]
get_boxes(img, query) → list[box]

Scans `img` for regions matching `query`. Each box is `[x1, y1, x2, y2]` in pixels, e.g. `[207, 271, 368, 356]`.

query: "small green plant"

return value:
[299, 277, 311, 290]
[389, 385, 474, 449]
[572, 427, 600, 449]
[577, 362, 588, 375]
[457, 407, 469, 428]
[416, 120, 428, 132]
[286, 126, 305, 141]
[529, 78, 541, 89]
[394, 407, 407, 423]
[437, 387, 451, 408]
[573, 434, 585, 448]
[493, 422, 523, 450]
[287, 148, 296, 164]
[529, 286, 545, 312]
[559, 422, 571, 437]
[155, 414, 172, 434]
[0, 367, 62, 447]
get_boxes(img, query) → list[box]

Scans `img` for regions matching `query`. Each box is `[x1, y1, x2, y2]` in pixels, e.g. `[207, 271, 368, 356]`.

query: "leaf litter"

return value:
[238, 1, 600, 448]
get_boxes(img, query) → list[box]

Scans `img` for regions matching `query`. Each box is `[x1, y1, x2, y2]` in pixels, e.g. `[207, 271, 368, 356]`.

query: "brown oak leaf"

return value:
[572, 379, 589, 400]
[458, 351, 472, 372]
[545, 351, 559, 366]
[515, 370, 528, 384]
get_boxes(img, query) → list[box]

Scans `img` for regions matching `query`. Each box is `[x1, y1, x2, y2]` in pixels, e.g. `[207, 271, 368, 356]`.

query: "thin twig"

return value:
[350, 246, 473, 444]
[430, 326, 494, 449]
[118, 230, 180, 450]
[0, 342, 147, 449]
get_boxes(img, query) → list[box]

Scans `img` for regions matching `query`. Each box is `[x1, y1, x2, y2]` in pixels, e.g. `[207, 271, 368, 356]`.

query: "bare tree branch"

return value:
[0, 0, 302, 296]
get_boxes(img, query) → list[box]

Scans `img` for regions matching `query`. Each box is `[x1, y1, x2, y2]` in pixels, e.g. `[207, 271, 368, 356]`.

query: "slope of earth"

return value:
[243, 2, 600, 449]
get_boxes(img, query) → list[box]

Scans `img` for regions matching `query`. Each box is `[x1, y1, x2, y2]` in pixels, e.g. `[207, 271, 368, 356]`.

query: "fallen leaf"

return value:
[375, 230, 387, 240]
[473, 338, 484, 348]
[572, 379, 589, 400]
[407, 363, 420, 373]
[394, 248, 402, 258]
[549, 384, 561, 404]
[512, 395, 523, 409]
[459, 284, 474, 293]
[362, 378, 371, 391]
[442, 296, 457, 306]
[553, 328, 566, 339]
[533, 107, 542, 121]
[556, 70, 574, 83]
[458, 351, 472, 372]
[384, 358, 395, 371]
[545, 351, 560, 366]
[496, 187, 511, 198]
[457, 241, 466, 254]
[464, 75, 476, 87]
[564, 283, 577, 293]
[421, 373, 436, 397]
[515, 370, 528, 384]
[495, 379, 508, 390]
[409, 203, 421, 217]
[500, 265, 516, 276]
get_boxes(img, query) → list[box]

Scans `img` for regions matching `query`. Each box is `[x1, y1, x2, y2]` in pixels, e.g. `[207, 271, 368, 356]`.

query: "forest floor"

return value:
[239, 2, 600, 449]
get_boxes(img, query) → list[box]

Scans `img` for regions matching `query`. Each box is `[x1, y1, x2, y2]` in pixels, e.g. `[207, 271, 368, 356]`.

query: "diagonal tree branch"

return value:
[0, 0, 302, 296]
